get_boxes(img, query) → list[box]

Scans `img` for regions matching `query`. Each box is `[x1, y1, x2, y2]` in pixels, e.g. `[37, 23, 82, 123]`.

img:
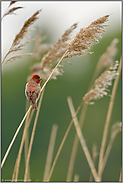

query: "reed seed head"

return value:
[83, 60, 119, 104]
[12, 9, 42, 48]
[40, 23, 78, 71]
[66, 15, 110, 58]
[30, 23, 78, 80]
[96, 38, 119, 73]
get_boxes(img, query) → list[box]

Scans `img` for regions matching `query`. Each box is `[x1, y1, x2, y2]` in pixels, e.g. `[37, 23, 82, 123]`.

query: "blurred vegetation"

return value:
[1, 17, 121, 182]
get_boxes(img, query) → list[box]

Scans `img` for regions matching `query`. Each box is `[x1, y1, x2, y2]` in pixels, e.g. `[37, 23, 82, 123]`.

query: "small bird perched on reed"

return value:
[25, 74, 41, 109]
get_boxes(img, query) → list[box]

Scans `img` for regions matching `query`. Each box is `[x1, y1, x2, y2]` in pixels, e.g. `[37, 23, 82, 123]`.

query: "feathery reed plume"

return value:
[40, 23, 78, 71]
[32, 29, 52, 61]
[3, 7, 23, 17]
[2, 9, 42, 65]
[12, 9, 42, 48]
[30, 23, 78, 80]
[96, 38, 119, 74]
[66, 15, 109, 58]
[83, 60, 119, 104]
[2, 1, 22, 20]
[5, 53, 33, 63]
[9, 1, 17, 6]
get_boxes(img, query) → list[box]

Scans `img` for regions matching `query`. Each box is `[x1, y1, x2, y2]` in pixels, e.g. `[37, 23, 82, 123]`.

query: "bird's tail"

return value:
[31, 102, 37, 110]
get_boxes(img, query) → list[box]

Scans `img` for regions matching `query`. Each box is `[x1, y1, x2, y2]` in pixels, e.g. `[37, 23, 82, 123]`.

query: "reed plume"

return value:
[96, 38, 119, 74]
[32, 28, 52, 61]
[30, 23, 78, 80]
[2, 9, 42, 65]
[2, 1, 22, 20]
[9, 1, 17, 6]
[83, 60, 119, 104]
[66, 15, 109, 58]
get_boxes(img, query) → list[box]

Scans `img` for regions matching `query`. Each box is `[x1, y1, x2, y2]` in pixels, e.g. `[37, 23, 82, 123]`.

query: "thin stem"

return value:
[47, 99, 84, 181]
[66, 103, 88, 181]
[89, 144, 98, 182]
[74, 174, 79, 182]
[67, 97, 100, 182]
[12, 110, 34, 181]
[119, 168, 122, 182]
[101, 128, 121, 174]
[24, 89, 45, 181]
[43, 124, 58, 181]
[1, 106, 32, 169]
[1, 51, 11, 65]
[98, 57, 122, 179]
[47, 119, 73, 182]
[24, 127, 30, 181]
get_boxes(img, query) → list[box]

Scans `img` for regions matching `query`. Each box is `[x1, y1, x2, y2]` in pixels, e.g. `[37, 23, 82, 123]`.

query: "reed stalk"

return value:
[67, 96, 100, 182]
[98, 57, 122, 179]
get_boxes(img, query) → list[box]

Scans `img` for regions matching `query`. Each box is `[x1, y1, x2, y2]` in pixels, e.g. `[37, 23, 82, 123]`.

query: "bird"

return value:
[25, 74, 42, 109]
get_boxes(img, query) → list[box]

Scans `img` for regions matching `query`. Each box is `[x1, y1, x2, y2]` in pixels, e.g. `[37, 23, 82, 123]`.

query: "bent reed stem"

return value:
[67, 97, 100, 182]
[66, 65, 98, 181]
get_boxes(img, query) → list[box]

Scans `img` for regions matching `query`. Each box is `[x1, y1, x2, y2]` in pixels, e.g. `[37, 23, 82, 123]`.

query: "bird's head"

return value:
[31, 74, 42, 84]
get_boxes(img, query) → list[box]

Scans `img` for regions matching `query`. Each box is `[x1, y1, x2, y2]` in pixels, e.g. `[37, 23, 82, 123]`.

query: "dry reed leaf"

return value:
[66, 15, 110, 58]
[83, 60, 119, 104]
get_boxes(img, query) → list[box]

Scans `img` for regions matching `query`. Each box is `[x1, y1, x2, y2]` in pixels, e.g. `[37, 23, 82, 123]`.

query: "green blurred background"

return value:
[1, 1, 122, 182]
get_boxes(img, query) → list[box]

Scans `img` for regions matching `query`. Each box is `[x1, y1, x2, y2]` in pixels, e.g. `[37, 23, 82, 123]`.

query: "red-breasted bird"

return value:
[25, 74, 42, 109]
